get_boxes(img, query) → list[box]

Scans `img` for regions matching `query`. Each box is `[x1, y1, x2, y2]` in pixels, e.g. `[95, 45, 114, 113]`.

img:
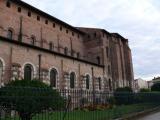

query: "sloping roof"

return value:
[10, 0, 85, 35]
[76, 27, 111, 36]
[111, 33, 127, 40]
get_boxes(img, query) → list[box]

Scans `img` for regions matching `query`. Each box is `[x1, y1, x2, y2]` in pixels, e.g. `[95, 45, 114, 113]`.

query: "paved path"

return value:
[136, 111, 160, 120]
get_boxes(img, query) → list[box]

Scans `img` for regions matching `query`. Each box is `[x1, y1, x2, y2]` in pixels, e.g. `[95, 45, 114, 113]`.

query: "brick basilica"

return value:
[0, 0, 134, 91]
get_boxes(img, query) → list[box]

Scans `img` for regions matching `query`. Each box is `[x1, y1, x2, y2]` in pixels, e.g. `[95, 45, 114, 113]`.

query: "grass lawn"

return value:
[3, 103, 158, 120]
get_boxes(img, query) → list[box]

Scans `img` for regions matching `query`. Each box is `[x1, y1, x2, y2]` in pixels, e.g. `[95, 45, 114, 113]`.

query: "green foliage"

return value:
[151, 83, 160, 91]
[114, 87, 134, 105]
[140, 88, 150, 92]
[107, 97, 115, 105]
[115, 87, 133, 92]
[0, 79, 65, 120]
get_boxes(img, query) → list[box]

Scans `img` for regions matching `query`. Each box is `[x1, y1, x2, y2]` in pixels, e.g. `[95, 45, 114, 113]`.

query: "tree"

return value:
[0, 79, 65, 120]
[151, 83, 160, 91]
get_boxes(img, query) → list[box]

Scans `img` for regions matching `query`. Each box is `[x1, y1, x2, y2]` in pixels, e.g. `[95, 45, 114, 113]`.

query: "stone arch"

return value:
[22, 62, 36, 80]
[69, 71, 76, 89]
[24, 64, 34, 80]
[49, 68, 58, 88]
[85, 74, 91, 90]
[98, 77, 102, 90]
[108, 79, 112, 91]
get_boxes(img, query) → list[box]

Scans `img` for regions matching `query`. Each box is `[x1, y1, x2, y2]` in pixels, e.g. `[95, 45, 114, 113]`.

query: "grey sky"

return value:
[23, 0, 160, 80]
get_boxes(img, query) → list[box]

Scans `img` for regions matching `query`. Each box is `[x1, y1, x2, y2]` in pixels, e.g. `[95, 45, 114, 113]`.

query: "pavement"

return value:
[136, 111, 160, 120]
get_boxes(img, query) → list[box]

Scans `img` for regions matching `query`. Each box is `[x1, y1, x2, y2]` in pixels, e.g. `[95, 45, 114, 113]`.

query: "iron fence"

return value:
[0, 88, 160, 120]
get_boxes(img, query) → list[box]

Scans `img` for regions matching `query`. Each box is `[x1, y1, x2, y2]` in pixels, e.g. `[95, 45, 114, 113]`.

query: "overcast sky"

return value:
[23, 0, 160, 80]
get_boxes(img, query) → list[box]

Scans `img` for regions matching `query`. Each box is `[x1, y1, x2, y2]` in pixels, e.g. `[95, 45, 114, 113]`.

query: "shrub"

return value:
[114, 87, 134, 105]
[140, 88, 150, 92]
[151, 83, 160, 92]
[107, 97, 116, 105]
[115, 87, 133, 92]
[0, 79, 65, 120]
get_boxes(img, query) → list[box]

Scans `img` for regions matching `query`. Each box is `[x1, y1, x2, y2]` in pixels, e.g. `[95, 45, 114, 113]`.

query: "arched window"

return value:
[31, 35, 36, 45]
[50, 68, 58, 87]
[77, 52, 80, 58]
[70, 72, 76, 89]
[64, 47, 68, 55]
[109, 79, 112, 91]
[106, 47, 109, 58]
[0, 60, 3, 81]
[7, 29, 13, 39]
[96, 56, 100, 64]
[98, 77, 101, 90]
[86, 74, 90, 89]
[108, 65, 111, 75]
[6, 1, 11, 8]
[24, 64, 33, 80]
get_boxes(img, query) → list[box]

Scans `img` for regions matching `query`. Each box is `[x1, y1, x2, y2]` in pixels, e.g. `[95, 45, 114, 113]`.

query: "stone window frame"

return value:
[30, 35, 36, 45]
[94, 32, 97, 37]
[85, 74, 91, 90]
[64, 47, 68, 55]
[7, 28, 14, 40]
[66, 29, 68, 34]
[72, 32, 74, 36]
[60, 26, 63, 31]
[17, 7, 21, 13]
[69, 71, 77, 89]
[49, 42, 53, 51]
[23, 64, 34, 80]
[49, 67, 59, 88]
[97, 77, 102, 90]
[6, 1, 11, 8]
[53, 23, 56, 28]
[96, 56, 101, 65]
[28, 11, 31, 17]
[37, 16, 40, 21]
[22, 62, 36, 80]
[106, 47, 109, 58]
[77, 52, 80, 58]
[108, 65, 111, 75]
[45, 20, 48, 24]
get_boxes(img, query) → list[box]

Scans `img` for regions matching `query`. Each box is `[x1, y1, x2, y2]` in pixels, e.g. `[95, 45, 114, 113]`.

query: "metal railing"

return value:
[0, 88, 160, 120]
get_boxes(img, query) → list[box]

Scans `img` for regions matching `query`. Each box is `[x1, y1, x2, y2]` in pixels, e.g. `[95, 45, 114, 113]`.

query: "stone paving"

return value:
[136, 111, 160, 120]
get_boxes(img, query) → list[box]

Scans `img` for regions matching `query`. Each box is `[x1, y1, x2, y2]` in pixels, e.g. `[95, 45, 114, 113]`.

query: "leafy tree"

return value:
[0, 79, 65, 120]
[151, 83, 160, 92]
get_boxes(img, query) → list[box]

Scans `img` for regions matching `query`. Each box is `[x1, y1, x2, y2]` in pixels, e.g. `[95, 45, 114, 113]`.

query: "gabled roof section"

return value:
[111, 33, 126, 40]
[10, 0, 85, 35]
[76, 27, 111, 36]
